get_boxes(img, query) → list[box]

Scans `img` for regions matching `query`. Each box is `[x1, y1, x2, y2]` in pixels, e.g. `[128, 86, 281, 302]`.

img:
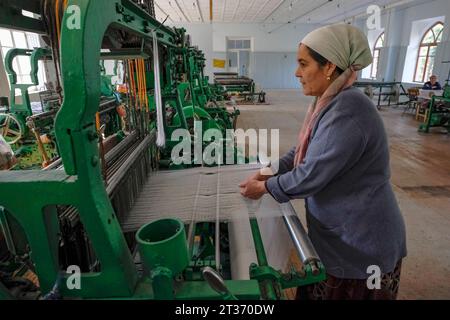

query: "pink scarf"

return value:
[293, 66, 361, 167]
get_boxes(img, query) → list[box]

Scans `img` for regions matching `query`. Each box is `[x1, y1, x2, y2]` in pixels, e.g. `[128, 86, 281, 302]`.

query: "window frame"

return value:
[370, 32, 384, 79]
[413, 22, 444, 83]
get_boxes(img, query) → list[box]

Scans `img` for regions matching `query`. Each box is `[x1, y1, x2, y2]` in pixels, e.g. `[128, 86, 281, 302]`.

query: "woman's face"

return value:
[295, 44, 333, 97]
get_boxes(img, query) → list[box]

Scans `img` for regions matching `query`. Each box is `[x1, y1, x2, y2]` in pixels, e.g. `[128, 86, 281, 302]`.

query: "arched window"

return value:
[414, 22, 444, 83]
[370, 32, 384, 79]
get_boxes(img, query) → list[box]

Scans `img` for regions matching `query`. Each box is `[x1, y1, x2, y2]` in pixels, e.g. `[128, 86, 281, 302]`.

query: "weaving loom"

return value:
[0, 0, 325, 300]
[122, 164, 296, 279]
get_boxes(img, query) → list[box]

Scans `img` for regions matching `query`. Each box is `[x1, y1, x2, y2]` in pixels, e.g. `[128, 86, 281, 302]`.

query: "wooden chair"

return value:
[403, 87, 420, 115]
[416, 100, 430, 122]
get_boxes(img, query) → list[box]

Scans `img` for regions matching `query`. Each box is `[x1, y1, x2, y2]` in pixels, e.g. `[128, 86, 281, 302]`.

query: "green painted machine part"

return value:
[0, 47, 59, 169]
[136, 218, 189, 277]
[0, 0, 325, 300]
[418, 95, 450, 133]
[4, 48, 52, 120]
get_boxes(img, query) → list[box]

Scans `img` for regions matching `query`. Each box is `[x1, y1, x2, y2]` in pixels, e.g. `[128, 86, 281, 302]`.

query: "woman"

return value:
[423, 75, 442, 90]
[239, 24, 407, 300]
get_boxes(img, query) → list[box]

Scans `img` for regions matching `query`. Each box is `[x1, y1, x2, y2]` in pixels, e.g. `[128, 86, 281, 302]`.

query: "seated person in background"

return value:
[419, 75, 442, 110]
[423, 75, 442, 90]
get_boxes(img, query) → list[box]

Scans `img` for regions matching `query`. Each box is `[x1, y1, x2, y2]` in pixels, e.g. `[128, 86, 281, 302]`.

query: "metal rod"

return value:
[105, 130, 139, 166]
[215, 163, 221, 271]
[42, 157, 62, 170]
[106, 134, 153, 195]
[280, 202, 321, 265]
[187, 174, 202, 255]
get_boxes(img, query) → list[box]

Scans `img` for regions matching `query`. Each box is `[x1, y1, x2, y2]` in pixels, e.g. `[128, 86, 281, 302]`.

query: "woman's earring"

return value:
[327, 76, 331, 81]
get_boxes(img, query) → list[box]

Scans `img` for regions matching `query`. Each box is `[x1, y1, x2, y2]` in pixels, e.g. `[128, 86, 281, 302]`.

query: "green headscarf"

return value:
[301, 24, 373, 71]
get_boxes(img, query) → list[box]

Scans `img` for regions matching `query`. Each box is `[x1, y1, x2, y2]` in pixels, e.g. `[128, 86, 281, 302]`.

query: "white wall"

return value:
[170, 22, 321, 89]
[357, 0, 450, 85]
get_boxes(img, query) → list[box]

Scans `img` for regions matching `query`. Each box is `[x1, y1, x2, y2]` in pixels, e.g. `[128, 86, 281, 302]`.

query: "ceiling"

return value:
[154, 0, 419, 25]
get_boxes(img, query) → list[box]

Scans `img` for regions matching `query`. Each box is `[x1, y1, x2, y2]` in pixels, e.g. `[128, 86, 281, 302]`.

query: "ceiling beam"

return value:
[262, 0, 288, 23]
[241, 0, 258, 23]
[222, 0, 227, 22]
[251, 0, 273, 23]
[323, 0, 417, 24]
[195, 0, 204, 22]
[173, 0, 191, 22]
[231, 0, 241, 21]
[155, 2, 174, 22]
[322, 0, 373, 23]
[166, 1, 184, 22]
[268, 0, 333, 33]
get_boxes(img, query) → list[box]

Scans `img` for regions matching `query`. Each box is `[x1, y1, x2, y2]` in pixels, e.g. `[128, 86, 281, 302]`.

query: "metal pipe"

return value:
[215, 165, 221, 271]
[43, 157, 62, 170]
[280, 202, 321, 265]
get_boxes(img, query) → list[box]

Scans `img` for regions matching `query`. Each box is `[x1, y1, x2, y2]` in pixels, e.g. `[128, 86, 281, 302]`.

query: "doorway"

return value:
[227, 38, 252, 77]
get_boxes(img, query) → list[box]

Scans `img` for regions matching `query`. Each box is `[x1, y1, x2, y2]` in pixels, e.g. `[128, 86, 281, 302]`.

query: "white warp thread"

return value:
[152, 31, 165, 147]
[120, 164, 295, 279]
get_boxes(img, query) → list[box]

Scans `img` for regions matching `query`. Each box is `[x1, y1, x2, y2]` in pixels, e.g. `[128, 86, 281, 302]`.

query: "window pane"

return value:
[436, 29, 443, 42]
[419, 46, 428, 56]
[428, 46, 437, 57]
[20, 75, 32, 84]
[227, 40, 235, 49]
[22, 10, 34, 18]
[243, 40, 251, 49]
[432, 24, 443, 38]
[26, 32, 40, 48]
[425, 57, 435, 81]
[228, 52, 237, 68]
[0, 29, 13, 47]
[371, 58, 378, 78]
[12, 31, 27, 48]
[375, 33, 384, 48]
[235, 40, 243, 49]
[17, 56, 31, 75]
[1, 47, 11, 60]
[415, 57, 426, 82]
[38, 61, 47, 88]
[422, 30, 434, 44]
[12, 58, 20, 75]
[373, 49, 379, 58]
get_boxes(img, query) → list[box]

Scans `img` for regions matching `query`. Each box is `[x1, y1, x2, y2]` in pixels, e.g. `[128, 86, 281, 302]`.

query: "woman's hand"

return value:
[240, 167, 274, 186]
[239, 179, 267, 200]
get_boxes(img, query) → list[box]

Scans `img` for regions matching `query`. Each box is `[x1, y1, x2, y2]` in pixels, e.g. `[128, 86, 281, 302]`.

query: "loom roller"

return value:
[227, 198, 321, 280]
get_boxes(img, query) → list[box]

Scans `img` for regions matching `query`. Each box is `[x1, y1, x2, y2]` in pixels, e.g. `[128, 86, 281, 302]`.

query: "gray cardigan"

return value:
[266, 87, 407, 279]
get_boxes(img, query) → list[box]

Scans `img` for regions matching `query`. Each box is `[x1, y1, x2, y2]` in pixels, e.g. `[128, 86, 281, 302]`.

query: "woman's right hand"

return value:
[239, 167, 274, 187]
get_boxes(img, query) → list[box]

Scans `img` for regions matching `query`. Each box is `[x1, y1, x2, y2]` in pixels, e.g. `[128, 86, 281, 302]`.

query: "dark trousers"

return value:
[296, 260, 402, 300]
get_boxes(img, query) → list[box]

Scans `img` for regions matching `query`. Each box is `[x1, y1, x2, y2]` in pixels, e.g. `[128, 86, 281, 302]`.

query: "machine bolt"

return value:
[116, 3, 124, 13]
[91, 156, 98, 166]
[123, 14, 135, 23]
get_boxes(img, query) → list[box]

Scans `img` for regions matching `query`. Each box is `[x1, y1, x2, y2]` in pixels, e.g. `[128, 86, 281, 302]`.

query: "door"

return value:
[239, 51, 250, 77]
[228, 51, 238, 74]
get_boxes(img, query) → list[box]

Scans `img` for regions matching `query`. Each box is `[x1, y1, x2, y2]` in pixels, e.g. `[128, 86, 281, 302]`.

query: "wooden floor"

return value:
[236, 90, 450, 299]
